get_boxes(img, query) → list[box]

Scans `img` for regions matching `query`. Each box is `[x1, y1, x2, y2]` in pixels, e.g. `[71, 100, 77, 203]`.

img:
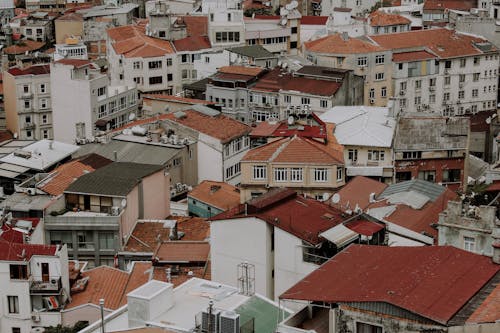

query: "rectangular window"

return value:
[368, 150, 384, 161]
[40, 98, 48, 109]
[348, 149, 358, 162]
[7, 296, 19, 314]
[474, 57, 480, 65]
[443, 92, 450, 101]
[415, 80, 421, 89]
[444, 76, 451, 85]
[415, 96, 421, 105]
[273, 168, 288, 182]
[472, 89, 478, 98]
[148, 60, 162, 69]
[337, 167, 343, 181]
[253, 165, 266, 180]
[442, 169, 461, 183]
[320, 100, 328, 108]
[473, 73, 480, 81]
[445, 60, 452, 69]
[402, 151, 422, 159]
[458, 90, 464, 99]
[381, 87, 387, 98]
[97, 87, 106, 96]
[166, 58, 172, 66]
[314, 168, 328, 182]
[301, 97, 310, 105]
[375, 54, 385, 64]
[10, 265, 27, 280]
[464, 236, 475, 252]
[418, 170, 436, 182]
[284, 95, 291, 103]
[149, 76, 163, 85]
[12, 328, 21, 333]
[99, 232, 114, 250]
[23, 85, 29, 93]
[356, 322, 382, 333]
[39, 83, 46, 93]
[357, 56, 367, 67]
[460, 58, 466, 67]
[429, 94, 436, 103]
[133, 61, 142, 69]
[23, 100, 30, 110]
[429, 78, 436, 86]
[290, 168, 303, 182]
[375, 72, 384, 81]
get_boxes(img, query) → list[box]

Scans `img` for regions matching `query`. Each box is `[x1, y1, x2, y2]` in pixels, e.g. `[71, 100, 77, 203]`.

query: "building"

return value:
[163, 107, 251, 185]
[320, 105, 396, 183]
[25, 0, 65, 12]
[368, 10, 411, 34]
[279, 244, 500, 333]
[211, 188, 385, 301]
[188, 180, 240, 217]
[370, 29, 499, 116]
[240, 136, 344, 201]
[207, 5, 245, 49]
[225, 45, 278, 68]
[141, 94, 215, 117]
[54, 12, 84, 45]
[394, 115, 469, 191]
[3, 64, 53, 140]
[304, 33, 392, 107]
[53, 37, 88, 62]
[300, 16, 329, 43]
[44, 162, 170, 268]
[422, 0, 476, 27]
[51, 59, 138, 144]
[320, 0, 379, 17]
[0, 240, 70, 333]
[18, 12, 57, 44]
[438, 201, 499, 256]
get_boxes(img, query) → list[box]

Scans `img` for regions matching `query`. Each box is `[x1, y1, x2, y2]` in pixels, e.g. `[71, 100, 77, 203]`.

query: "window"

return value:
[442, 169, 461, 183]
[314, 168, 328, 182]
[42, 114, 47, 124]
[23, 85, 29, 93]
[39, 83, 46, 93]
[356, 322, 382, 333]
[291, 27, 297, 34]
[473, 73, 480, 81]
[444, 76, 450, 85]
[443, 92, 450, 101]
[375, 72, 384, 81]
[12, 328, 21, 333]
[40, 98, 48, 109]
[77, 231, 94, 250]
[181, 54, 189, 63]
[402, 151, 422, 159]
[399, 99, 406, 108]
[253, 165, 266, 180]
[133, 61, 142, 69]
[50, 231, 73, 248]
[337, 167, 343, 181]
[274, 168, 287, 182]
[98, 104, 107, 118]
[227, 13, 232, 21]
[369, 88, 375, 99]
[148, 60, 162, 69]
[460, 58, 466, 67]
[166, 58, 172, 66]
[301, 97, 310, 105]
[414, 96, 421, 105]
[290, 168, 303, 182]
[472, 89, 478, 98]
[429, 94, 436, 103]
[357, 56, 367, 67]
[7, 296, 19, 314]
[149, 76, 163, 85]
[173, 157, 182, 167]
[99, 232, 114, 250]
[368, 150, 385, 161]
[458, 90, 464, 99]
[182, 69, 189, 79]
[400, 81, 407, 91]
[348, 149, 358, 162]
[337, 57, 344, 65]
[284, 95, 291, 103]
[464, 236, 475, 252]
[25, 115, 31, 124]
[24, 100, 30, 109]
[429, 78, 436, 87]
[43, 129, 49, 139]
[10, 265, 27, 280]
[445, 60, 451, 69]
[375, 54, 385, 64]
[418, 170, 436, 182]
[320, 100, 328, 108]
[97, 87, 106, 96]
[474, 57, 480, 65]
[415, 80, 421, 89]
[210, 13, 214, 21]
[381, 86, 387, 98]
[302, 240, 327, 264]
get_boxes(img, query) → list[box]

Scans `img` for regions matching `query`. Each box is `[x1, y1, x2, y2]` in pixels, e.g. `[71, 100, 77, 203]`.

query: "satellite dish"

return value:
[290, 0, 298, 9]
[287, 116, 294, 125]
[486, 116, 491, 124]
[121, 199, 127, 208]
[331, 193, 340, 204]
[322, 193, 330, 201]
[129, 113, 136, 121]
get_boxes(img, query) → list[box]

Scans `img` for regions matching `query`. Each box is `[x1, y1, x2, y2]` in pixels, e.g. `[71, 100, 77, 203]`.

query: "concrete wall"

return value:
[55, 19, 84, 44]
[62, 304, 113, 327]
[142, 169, 170, 220]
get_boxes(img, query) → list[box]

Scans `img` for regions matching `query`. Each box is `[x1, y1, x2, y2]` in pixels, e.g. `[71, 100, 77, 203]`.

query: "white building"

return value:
[321, 0, 378, 17]
[0, 240, 70, 333]
[320, 105, 396, 183]
[51, 59, 138, 144]
[53, 37, 88, 62]
[207, 6, 245, 49]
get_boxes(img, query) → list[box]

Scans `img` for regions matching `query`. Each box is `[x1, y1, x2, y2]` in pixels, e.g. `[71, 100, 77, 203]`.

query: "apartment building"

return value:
[51, 59, 138, 144]
[0, 240, 70, 333]
[371, 29, 499, 116]
[207, 6, 245, 49]
[18, 12, 56, 44]
[239, 135, 344, 201]
[368, 10, 411, 34]
[320, 0, 378, 17]
[3, 64, 53, 140]
[304, 33, 392, 107]
[25, 0, 65, 12]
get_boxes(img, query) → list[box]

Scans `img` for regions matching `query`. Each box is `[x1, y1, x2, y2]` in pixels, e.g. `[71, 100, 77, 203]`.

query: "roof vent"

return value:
[174, 111, 187, 119]
[13, 150, 32, 159]
[210, 185, 221, 193]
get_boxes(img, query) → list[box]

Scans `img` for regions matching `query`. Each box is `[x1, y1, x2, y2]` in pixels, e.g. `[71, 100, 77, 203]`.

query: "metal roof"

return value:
[319, 224, 359, 248]
[379, 179, 445, 202]
[227, 45, 275, 59]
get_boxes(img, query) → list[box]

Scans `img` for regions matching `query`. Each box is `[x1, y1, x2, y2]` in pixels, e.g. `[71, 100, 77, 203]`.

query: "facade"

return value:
[207, 6, 245, 49]
[225, 45, 278, 68]
[19, 13, 56, 44]
[394, 116, 470, 191]
[53, 38, 88, 62]
[3, 64, 53, 140]
[320, 105, 396, 183]
[368, 10, 411, 34]
[44, 162, 170, 268]
[320, 0, 378, 16]
[50, 59, 138, 144]
[239, 135, 345, 202]
[0, 240, 70, 333]
[187, 180, 240, 217]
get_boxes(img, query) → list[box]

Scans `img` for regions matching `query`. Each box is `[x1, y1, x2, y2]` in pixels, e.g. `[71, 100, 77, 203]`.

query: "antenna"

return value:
[331, 193, 340, 204]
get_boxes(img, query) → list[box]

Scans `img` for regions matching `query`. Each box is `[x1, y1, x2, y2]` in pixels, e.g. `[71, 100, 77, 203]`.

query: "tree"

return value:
[45, 321, 89, 333]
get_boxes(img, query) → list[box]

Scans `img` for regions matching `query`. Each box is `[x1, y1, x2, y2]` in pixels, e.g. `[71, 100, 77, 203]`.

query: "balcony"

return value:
[30, 276, 62, 295]
[24, 123, 36, 130]
[21, 92, 33, 99]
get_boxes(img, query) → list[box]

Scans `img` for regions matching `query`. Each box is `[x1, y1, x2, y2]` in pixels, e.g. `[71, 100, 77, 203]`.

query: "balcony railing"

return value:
[30, 276, 62, 294]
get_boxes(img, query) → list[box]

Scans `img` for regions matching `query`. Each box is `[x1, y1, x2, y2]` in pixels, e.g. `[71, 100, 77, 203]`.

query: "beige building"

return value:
[3, 64, 53, 140]
[55, 12, 84, 44]
[304, 33, 392, 107]
[240, 135, 344, 202]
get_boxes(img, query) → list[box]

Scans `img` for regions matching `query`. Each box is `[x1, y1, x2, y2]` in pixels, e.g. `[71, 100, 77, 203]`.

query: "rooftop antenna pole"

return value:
[100, 298, 105, 333]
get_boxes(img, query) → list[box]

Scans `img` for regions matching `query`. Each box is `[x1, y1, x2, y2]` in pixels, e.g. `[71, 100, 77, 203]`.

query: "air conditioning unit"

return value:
[31, 313, 41, 322]
[201, 309, 221, 333]
[370, 98, 375, 104]
[220, 311, 240, 333]
[111, 206, 121, 216]
[399, 90, 406, 96]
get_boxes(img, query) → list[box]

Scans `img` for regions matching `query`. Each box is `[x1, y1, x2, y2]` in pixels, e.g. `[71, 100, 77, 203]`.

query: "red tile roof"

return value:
[301, 16, 329, 25]
[212, 189, 347, 245]
[370, 29, 496, 58]
[467, 282, 500, 324]
[242, 136, 343, 164]
[180, 16, 208, 37]
[173, 35, 211, 52]
[250, 121, 282, 137]
[250, 114, 327, 140]
[305, 33, 385, 54]
[107, 25, 174, 58]
[8, 64, 50, 76]
[345, 218, 384, 236]
[142, 94, 214, 105]
[164, 109, 251, 143]
[219, 66, 265, 76]
[151, 263, 210, 287]
[392, 50, 437, 62]
[188, 180, 240, 211]
[280, 245, 500, 325]
[369, 11, 411, 27]
[119, 262, 152, 306]
[56, 12, 84, 21]
[3, 40, 45, 55]
[40, 161, 95, 196]
[0, 239, 57, 261]
[335, 176, 388, 211]
[423, 0, 476, 11]
[55, 59, 94, 68]
[153, 241, 210, 262]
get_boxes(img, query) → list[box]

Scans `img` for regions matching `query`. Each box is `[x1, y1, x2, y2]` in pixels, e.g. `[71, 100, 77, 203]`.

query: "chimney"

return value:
[341, 31, 349, 41]
[113, 151, 118, 161]
[165, 268, 172, 283]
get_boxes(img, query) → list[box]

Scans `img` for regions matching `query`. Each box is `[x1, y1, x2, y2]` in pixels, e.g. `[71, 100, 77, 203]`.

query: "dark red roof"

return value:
[212, 189, 346, 245]
[0, 239, 57, 261]
[0, 218, 40, 244]
[250, 114, 327, 140]
[280, 245, 500, 325]
[486, 181, 500, 192]
[173, 36, 211, 51]
[345, 219, 384, 236]
[301, 16, 329, 25]
[8, 64, 50, 76]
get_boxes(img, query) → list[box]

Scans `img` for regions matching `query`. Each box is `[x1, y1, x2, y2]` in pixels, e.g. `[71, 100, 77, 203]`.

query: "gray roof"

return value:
[395, 116, 469, 151]
[65, 162, 164, 196]
[72, 140, 179, 166]
[227, 45, 275, 59]
[379, 179, 446, 202]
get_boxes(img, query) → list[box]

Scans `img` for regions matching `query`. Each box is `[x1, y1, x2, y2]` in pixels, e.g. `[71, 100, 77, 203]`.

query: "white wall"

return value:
[193, 50, 229, 80]
[197, 133, 223, 182]
[211, 217, 273, 298]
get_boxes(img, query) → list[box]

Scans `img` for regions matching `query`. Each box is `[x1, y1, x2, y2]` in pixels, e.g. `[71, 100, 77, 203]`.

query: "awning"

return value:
[319, 224, 359, 248]
[95, 119, 109, 127]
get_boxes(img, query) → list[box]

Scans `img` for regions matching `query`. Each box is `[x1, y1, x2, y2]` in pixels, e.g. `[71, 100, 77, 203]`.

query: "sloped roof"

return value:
[188, 180, 240, 211]
[227, 45, 275, 59]
[280, 244, 500, 325]
[370, 29, 496, 58]
[423, 0, 476, 11]
[467, 282, 500, 324]
[369, 10, 411, 27]
[242, 136, 343, 164]
[301, 16, 329, 25]
[153, 241, 210, 262]
[0, 239, 57, 261]
[107, 25, 174, 58]
[4, 40, 45, 55]
[180, 15, 208, 37]
[218, 65, 265, 76]
[173, 35, 211, 52]
[8, 64, 50, 76]
[335, 176, 388, 211]
[320, 106, 396, 148]
[305, 33, 385, 54]
[393, 50, 437, 62]
[65, 162, 164, 196]
[39, 161, 96, 196]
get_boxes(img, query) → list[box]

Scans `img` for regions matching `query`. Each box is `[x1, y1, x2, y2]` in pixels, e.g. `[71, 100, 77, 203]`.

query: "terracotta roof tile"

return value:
[305, 33, 385, 54]
[369, 11, 411, 27]
[39, 161, 95, 196]
[392, 50, 437, 62]
[180, 16, 208, 37]
[423, 0, 476, 11]
[107, 25, 174, 58]
[219, 65, 265, 76]
[55, 59, 94, 68]
[164, 109, 251, 143]
[119, 262, 152, 306]
[370, 29, 496, 58]
[4, 40, 45, 55]
[335, 176, 388, 211]
[188, 180, 240, 211]
[153, 241, 210, 262]
[0, 239, 56, 261]
[152, 262, 210, 287]
[173, 35, 211, 51]
[7, 64, 50, 76]
[281, 245, 500, 325]
[467, 282, 500, 324]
